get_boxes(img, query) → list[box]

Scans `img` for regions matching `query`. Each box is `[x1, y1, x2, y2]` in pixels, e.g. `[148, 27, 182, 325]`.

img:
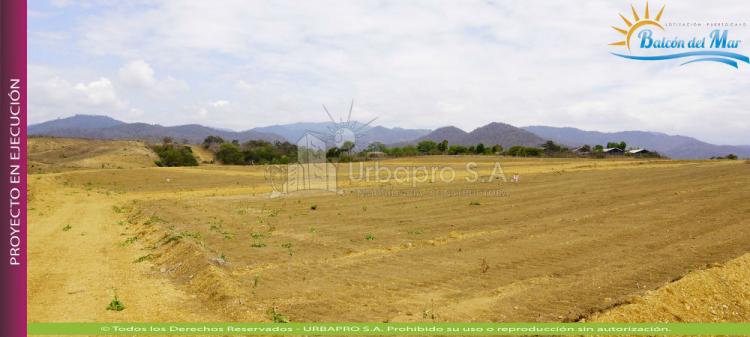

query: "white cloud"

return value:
[73, 78, 122, 106]
[28, 0, 750, 144]
[118, 59, 157, 87]
[29, 72, 128, 123]
[117, 59, 188, 97]
[211, 100, 229, 108]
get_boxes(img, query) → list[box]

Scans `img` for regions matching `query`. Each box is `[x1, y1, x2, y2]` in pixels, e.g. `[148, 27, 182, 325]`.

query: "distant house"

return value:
[628, 148, 651, 157]
[602, 148, 624, 155]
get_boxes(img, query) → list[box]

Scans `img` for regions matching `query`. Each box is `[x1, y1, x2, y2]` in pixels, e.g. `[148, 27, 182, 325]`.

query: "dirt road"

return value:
[27, 175, 219, 322]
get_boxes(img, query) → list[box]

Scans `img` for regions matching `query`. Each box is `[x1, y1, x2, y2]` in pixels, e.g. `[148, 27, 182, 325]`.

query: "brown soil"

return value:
[588, 253, 750, 322]
[27, 139, 750, 323]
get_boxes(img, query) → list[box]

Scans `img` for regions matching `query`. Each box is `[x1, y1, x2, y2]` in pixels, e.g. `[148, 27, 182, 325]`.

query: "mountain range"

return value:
[28, 114, 749, 159]
[524, 126, 750, 160]
[403, 122, 545, 149]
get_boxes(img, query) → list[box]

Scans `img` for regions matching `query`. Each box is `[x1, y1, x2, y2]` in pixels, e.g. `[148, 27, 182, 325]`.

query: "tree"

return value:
[437, 140, 449, 153]
[417, 140, 437, 154]
[202, 135, 225, 149]
[606, 141, 626, 150]
[402, 145, 418, 156]
[541, 140, 562, 153]
[326, 147, 341, 159]
[593, 145, 604, 152]
[726, 154, 738, 160]
[448, 145, 468, 155]
[151, 144, 198, 167]
[367, 142, 387, 153]
[506, 146, 542, 157]
[580, 144, 591, 152]
[491, 144, 503, 154]
[341, 141, 355, 153]
[215, 143, 244, 164]
[475, 143, 486, 155]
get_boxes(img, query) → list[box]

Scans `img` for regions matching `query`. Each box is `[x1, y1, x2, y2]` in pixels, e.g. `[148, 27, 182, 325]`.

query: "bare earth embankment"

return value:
[27, 139, 750, 324]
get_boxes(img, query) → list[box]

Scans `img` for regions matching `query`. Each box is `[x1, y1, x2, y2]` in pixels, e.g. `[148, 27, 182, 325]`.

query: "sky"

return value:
[28, 0, 750, 145]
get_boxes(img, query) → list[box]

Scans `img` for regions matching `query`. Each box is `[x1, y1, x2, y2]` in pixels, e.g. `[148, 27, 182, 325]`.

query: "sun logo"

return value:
[610, 2, 665, 50]
[311, 101, 377, 149]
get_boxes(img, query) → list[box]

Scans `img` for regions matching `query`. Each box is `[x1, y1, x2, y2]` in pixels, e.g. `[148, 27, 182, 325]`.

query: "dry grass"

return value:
[27, 138, 750, 323]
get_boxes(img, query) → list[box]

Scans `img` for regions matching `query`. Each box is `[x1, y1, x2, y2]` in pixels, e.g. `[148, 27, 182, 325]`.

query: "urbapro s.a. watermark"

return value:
[265, 102, 516, 197]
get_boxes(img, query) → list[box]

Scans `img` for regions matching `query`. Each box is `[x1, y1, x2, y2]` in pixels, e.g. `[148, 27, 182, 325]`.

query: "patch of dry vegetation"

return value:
[29, 137, 157, 173]
[588, 254, 750, 322]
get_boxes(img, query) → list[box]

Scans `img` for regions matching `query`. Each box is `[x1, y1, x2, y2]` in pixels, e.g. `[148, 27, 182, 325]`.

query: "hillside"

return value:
[524, 126, 750, 159]
[252, 122, 430, 146]
[28, 137, 158, 173]
[410, 122, 546, 148]
[29, 115, 284, 144]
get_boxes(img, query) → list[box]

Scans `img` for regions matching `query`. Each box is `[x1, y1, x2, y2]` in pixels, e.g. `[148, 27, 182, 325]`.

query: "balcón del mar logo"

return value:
[609, 2, 749, 68]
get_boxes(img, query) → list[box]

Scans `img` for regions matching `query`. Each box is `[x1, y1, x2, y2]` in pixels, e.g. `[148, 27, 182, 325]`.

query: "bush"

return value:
[215, 143, 244, 164]
[151, 144, 199, 167]
[448, 145, 468, 155]
[212, 139, 297, 165]
[506, 146, 542, 157]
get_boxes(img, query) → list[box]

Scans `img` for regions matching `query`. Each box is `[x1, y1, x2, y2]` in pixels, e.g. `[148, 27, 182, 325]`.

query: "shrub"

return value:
[267, 306, 290, 323]
[106, 290, 125, 311]
[505, 146, 542, 157]
[151, 144, 198, 167]
[215, 143, 245, 165]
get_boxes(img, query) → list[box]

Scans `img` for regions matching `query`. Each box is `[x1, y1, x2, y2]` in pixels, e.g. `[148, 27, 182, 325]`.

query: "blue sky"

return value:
[29, 0, 750, 145]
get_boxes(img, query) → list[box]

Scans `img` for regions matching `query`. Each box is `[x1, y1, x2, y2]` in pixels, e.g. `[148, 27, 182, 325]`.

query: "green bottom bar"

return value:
[27, 322, 750, 336]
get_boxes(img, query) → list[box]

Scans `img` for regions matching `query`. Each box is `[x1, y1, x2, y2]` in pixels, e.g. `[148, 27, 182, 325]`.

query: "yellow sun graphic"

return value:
[610, 2, 665, 50]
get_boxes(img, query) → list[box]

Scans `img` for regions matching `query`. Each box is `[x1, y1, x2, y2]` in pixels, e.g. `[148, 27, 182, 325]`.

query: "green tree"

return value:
[541, 140, 562, 153]
[215, 143, 244, 164]
[593, 145, 604, 152]
[402, 145, 418, 156]
[202, 135, 225, 149]
[151, 144, 199, 167]
[341, 141, 355, 153]
[491, 144, 503, 154]
[417, 140, 437, 154]
[366, 142, 387, 152]
[475, 143, 486, 155]
[437, 140, 449, 153]
[448, 145, 468, 155]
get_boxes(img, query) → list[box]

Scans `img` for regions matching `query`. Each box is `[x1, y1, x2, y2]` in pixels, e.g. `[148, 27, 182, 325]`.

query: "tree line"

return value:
[150, 136, 662, 167]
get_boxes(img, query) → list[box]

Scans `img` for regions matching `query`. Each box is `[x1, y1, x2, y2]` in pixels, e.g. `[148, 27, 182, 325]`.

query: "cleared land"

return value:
[27, 138, 750, 323]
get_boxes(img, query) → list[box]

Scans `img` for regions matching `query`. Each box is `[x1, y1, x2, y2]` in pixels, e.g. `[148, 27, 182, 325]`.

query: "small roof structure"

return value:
[628, 148, 650, 154]
[602, 147, 624, 153]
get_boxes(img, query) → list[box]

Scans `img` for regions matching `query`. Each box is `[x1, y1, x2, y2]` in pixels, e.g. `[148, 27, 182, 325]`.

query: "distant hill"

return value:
[29, 114, 124, 133]
[251, 122, 430, 146]
[406, 122, 546, 148]
[524, 126, 750, 159]
[29, 115, 284, 144]
[28, 115, 749, 159]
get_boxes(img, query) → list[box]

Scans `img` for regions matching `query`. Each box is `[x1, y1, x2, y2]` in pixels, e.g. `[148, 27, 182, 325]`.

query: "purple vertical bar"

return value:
[1, 1, 28, 337]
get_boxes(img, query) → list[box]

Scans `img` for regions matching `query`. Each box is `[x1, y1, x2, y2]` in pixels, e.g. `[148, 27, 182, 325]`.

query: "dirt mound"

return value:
[29, 137, 158, 173]
[587, 254, 750, 322]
